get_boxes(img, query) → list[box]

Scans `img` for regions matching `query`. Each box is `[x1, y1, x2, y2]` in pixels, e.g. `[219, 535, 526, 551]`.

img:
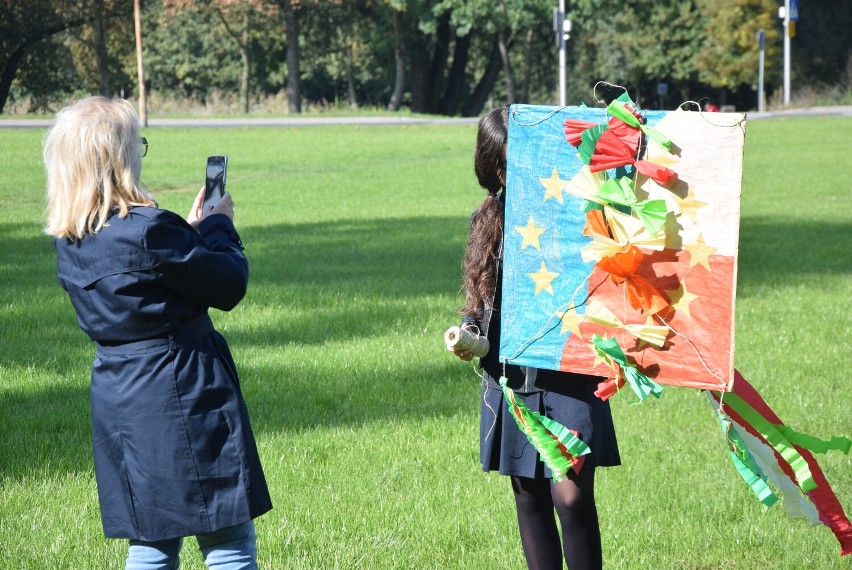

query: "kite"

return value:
[500, 95, 743, 393]
[486, 93, 850, 555]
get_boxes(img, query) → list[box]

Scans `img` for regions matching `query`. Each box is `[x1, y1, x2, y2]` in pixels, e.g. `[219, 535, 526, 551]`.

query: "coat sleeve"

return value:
[145, 211, 249, 311]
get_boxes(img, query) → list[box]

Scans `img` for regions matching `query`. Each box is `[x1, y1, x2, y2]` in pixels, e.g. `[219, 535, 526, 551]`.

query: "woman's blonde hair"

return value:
[44, 96, 156, 239]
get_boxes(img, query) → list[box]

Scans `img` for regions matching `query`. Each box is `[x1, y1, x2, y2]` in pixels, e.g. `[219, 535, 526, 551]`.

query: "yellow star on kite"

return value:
[684, 233, 716, 270]
[665, 281, 699, 318]
[515, 215, 547, 251]
[677, 189, 708, 225]
[539, 167, 568, 203]
[555, 307, 583, 337]
[528, 262, 559, 295]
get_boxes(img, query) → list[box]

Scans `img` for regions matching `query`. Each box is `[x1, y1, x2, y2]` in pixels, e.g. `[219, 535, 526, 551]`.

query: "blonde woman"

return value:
[44, 97, 271, 570]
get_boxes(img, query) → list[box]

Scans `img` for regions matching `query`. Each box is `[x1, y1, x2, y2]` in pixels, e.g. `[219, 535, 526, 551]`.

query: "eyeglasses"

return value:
[139, 137, 148, 158]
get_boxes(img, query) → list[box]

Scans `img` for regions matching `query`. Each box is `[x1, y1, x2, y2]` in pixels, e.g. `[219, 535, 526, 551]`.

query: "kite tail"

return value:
[499, 377, 591, 483]
[708, 369, 852, 556]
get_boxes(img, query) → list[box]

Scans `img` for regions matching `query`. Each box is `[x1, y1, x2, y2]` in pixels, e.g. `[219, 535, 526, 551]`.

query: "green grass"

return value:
[1, 117, 850, 569]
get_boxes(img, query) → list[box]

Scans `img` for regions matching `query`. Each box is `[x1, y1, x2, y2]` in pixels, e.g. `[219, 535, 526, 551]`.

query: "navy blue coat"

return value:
[55, 206, 272, 541]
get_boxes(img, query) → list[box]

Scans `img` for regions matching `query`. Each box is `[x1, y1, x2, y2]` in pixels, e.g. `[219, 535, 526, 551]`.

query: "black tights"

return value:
[510, 468, 602, 570]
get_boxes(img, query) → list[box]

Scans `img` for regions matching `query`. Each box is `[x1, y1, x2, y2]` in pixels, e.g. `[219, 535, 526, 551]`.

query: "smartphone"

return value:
[203, 155, 228, 211]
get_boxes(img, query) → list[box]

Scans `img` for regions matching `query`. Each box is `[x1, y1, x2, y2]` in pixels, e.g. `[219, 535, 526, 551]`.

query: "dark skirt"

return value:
[480, 374, 621, 478]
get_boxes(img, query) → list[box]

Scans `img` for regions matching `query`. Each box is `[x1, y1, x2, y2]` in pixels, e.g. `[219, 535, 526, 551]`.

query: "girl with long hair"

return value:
[451, 107, 621, 570]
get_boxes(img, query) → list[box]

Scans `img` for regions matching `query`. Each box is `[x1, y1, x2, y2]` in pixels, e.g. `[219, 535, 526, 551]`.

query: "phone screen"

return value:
[203, 155, 228, 210]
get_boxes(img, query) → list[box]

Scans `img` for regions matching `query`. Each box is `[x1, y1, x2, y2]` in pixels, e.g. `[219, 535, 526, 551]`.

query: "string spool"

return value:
[444, 326, 490, 358]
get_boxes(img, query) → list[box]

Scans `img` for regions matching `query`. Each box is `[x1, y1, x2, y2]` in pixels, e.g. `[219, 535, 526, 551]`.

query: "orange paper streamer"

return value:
[595, 247, 670, 314]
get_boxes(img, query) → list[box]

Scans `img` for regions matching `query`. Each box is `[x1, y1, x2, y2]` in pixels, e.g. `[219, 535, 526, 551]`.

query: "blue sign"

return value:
[790, 0, 799, 22]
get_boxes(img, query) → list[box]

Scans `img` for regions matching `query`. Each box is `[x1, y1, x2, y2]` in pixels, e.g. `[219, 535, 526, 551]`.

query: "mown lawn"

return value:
[0, 115, 849, 569]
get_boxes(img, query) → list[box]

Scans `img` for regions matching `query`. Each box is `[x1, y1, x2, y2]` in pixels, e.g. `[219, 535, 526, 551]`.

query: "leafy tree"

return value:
[694, 0, 780, 106]
[0, 0, 130, 113]
[164, 0, 278, 113]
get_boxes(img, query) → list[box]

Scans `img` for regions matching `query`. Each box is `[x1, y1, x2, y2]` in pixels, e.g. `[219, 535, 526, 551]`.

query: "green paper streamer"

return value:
[775, 426, 852, 456]
[606, 100, 641, 128]
[633, 199, 668, 234]
[499, 377, 590, 482]
[597, 177, 635, 205]
[615, 91, 634, 105]
[583, 201, 604, 213]
[591, 335, 663, 401]
[595, 178, 667, 234]
[725, 393, 817, 493]
[640, 125, 674, 151]
[578, 124, 607, 165]
[719, 414, 779, 507]
[729, 450, 779, 507]
[538, 414, 592, 459]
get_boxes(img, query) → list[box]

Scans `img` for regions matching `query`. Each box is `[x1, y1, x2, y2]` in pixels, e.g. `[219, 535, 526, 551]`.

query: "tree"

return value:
[387, 3, 406, 111]
[279, 0, 301, 112]
[165, 0, 277, 113]
[0, 0, 130, 113]
[694, 0, 780, 106]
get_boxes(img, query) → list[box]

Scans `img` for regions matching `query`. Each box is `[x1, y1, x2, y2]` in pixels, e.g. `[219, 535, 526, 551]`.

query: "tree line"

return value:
[1, 0, 849, 116]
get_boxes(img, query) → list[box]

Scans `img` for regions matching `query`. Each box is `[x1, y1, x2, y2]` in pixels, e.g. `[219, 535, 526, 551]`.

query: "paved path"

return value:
[1, 106, 849, 129]
[0, 115, 481, 129]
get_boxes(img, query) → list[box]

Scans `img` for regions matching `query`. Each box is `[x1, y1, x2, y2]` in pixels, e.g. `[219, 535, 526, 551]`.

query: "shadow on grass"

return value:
[241, 216, 467, 295]
[3, 214, 847, 480]
[0, 216, 475, 481]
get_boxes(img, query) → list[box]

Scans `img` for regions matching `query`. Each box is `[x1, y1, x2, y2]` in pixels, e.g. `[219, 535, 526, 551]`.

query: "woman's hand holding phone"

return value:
[187, 187, 235, 228]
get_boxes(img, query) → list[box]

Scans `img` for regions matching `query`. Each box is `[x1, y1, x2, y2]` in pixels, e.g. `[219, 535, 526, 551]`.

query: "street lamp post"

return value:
[782, 0, 790, 105]
[553, 1, 571, 106]
[757, 28, 766, 112]
[779, 0, 798, 106]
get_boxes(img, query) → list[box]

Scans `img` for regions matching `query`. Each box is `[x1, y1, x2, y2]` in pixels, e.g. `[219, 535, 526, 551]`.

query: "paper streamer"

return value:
[499, 376, 590, 482]
[709, 370, 852, 556]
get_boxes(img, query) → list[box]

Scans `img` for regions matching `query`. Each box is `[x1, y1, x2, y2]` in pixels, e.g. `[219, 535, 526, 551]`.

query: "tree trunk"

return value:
[347, 44, 357, 108]
[437, 30, 471, 116]
[93, 0, 110, 96]
[497, 28, 515, 103]
[284, 0, 301, 113]
[239, 13, 250, 114]
[387, 9, 405, 111]
[521, 28, 533, 102]
[410, 12, 450, 114]
[409, 26, 430, 113]
[462, 35, 502, 117]
[0, 45, 25, 114]
[427, 14, 451, 106]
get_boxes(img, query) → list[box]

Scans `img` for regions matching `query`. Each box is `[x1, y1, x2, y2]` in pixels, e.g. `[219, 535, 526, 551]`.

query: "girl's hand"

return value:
[449, 345, 474, 362]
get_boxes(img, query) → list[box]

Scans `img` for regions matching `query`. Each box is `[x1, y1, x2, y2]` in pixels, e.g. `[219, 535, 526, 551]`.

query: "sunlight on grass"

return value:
[1, 117, 849, 568]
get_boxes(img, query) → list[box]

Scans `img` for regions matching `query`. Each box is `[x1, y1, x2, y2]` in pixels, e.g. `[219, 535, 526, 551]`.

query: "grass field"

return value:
[0, 115, 850, 569]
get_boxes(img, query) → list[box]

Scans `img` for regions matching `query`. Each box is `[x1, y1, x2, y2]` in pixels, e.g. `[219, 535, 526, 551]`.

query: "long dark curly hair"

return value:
[461, 106, 509, 320]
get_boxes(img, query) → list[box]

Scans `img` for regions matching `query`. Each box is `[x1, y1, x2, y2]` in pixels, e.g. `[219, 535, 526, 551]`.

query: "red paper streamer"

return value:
[711, 371, 852, 556]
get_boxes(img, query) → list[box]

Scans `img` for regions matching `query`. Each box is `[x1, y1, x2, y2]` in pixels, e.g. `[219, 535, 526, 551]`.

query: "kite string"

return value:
[676, 99, 748, 134]
[500, 272, 601, 364]
[510, 106, 569, 127]
[592, 81, 631, 107]
[657, 313, 729, 386]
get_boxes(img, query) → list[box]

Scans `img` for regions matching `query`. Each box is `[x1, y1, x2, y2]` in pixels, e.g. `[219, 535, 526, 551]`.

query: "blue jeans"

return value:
[125, 521, 258, 570]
